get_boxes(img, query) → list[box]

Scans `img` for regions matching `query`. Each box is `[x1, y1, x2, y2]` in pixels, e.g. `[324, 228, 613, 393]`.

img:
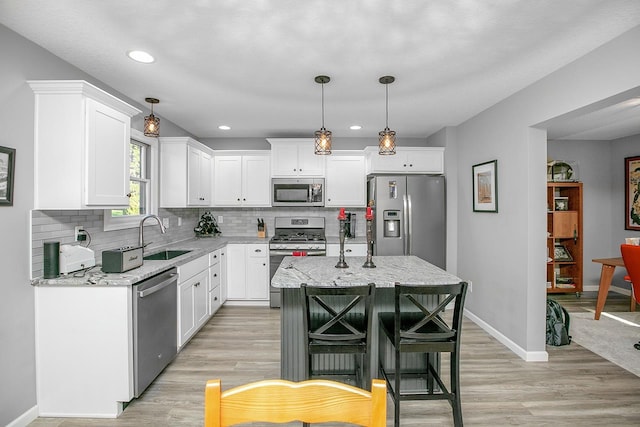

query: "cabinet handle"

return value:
[194, 282, 200, 287]
[403, 164, 407, 167]
[263, 263, 266, 266]
[243, 198, 246, 201]
[237, 198, 241, 201]
[126, 193, 132, 198]
[213, 273, 217, 277]
[409, 164, 413, 167]
[346, 249, 352, 253]
[214, 296, 218, 301]
[213, 255, 217, 259]
[255, 249, 262, 253]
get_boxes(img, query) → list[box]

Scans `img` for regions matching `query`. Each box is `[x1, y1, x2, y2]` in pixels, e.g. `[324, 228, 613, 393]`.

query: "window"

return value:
[104, 129, 158, 231]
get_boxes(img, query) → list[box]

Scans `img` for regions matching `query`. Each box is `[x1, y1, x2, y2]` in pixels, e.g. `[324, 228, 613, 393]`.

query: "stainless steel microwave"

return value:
[272, 178, 324, 207]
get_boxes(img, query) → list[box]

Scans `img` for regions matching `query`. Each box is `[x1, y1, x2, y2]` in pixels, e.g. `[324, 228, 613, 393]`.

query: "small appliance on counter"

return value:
[59, 244, 96, 274]
[102, 246, 143, 273]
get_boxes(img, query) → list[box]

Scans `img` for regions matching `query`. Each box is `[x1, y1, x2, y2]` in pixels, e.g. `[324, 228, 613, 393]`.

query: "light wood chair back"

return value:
[204, 378, 386, 427]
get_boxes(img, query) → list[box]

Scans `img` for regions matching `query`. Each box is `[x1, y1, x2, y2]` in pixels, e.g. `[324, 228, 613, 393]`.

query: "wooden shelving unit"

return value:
[547, 182, 583, 295]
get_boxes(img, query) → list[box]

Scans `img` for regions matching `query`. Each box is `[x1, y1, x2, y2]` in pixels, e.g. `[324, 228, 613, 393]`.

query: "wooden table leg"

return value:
[594, 264, 616, 320]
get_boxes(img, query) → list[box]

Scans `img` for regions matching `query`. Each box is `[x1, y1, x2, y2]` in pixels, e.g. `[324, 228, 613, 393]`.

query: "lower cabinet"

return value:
[226, 243, 269, 304]
[326, 243, 368, 257]
[177, 254, 210, 348]
[209, 249, 223, 315]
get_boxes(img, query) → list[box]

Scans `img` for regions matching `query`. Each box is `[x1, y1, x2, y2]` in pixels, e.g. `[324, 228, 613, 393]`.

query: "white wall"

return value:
[455, 25, 640, 359]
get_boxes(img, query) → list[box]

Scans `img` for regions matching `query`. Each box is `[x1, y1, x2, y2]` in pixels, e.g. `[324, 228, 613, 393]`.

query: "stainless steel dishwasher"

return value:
[132, 267, 178, 397]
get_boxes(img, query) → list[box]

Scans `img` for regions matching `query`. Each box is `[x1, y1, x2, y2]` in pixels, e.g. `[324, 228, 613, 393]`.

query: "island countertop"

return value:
[271, 255, 462, 288]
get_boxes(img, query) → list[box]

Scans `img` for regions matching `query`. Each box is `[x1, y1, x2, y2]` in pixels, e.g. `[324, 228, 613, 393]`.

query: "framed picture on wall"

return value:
[625, 156, 640, 230]
[472, 160, 498, 212]
[0, 146, 15, 206]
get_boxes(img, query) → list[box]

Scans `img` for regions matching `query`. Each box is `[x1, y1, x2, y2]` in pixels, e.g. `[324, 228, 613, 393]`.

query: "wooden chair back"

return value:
[204, 378, 387, 427]
[621, 244, 640, 302]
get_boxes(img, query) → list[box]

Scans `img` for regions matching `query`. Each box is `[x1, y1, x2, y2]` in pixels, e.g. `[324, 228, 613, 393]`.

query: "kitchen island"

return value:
[271, 255, 463, 381]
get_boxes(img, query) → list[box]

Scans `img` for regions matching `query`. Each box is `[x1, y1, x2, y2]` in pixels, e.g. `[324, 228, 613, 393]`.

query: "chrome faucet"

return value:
[139, 214, 166, 249]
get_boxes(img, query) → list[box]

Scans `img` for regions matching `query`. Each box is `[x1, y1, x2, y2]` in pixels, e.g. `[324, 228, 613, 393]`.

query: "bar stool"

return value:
[301, 283, 376, 389]
[378, 282, 468, 427]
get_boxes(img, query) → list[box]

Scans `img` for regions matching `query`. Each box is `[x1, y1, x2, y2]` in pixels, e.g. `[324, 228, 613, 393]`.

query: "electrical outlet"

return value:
[468, 280, 472, 292]
[162, 218, 170, 228]
[178, 217, 182, 226]
[74, 226, 83, 242]
[217, 215, 223, 224]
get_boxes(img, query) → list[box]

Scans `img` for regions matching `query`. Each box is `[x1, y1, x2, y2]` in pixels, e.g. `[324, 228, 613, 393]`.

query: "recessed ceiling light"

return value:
[218, 125, 231, 130]
[127, 50, 155, 63]
[350, 125, 362, 130]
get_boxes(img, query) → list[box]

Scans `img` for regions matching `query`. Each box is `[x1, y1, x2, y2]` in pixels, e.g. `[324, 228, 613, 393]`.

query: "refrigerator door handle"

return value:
[403, 194, 409, 255]
[407, 194, 413, 255]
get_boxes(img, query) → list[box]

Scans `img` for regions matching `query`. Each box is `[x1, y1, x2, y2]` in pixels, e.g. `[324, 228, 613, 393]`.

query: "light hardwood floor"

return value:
[30, 294, 640, 426]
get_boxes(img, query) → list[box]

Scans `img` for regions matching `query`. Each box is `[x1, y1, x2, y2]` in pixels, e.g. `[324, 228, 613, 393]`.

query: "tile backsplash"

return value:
[31, 207, 365, 278]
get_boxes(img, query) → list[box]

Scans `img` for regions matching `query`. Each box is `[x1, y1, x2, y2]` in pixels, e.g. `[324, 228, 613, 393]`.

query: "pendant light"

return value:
[144, 97, 160, 137]
[314, 75, 332, 155]
[378, 76, 396, 155]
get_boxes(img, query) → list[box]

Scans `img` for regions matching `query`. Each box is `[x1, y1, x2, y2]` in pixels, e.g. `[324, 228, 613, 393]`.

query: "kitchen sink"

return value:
[143, 249, 192, 261]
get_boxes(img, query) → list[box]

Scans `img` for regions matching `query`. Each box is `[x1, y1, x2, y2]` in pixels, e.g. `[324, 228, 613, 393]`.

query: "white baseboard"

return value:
[6, 405, 38, 427]
[464, 309, 549, 362]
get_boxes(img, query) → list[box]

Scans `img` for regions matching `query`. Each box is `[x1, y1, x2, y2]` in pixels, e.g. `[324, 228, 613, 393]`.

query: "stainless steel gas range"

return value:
[269, 217, 326, 308]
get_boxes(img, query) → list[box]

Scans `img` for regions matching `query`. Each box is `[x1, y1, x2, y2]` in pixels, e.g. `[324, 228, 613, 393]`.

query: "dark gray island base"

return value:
[271, 255, 463, 381]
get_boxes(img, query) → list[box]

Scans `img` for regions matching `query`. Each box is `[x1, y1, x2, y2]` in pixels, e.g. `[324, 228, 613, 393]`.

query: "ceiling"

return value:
[2, 0, 640, 141]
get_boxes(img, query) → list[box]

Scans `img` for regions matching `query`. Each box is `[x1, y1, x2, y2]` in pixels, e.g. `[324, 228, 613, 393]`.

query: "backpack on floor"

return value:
[546, 298, 572, 346]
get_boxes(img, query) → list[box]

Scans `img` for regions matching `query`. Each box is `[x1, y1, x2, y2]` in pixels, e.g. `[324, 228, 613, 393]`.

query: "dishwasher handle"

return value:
[138, 273, 178, 298]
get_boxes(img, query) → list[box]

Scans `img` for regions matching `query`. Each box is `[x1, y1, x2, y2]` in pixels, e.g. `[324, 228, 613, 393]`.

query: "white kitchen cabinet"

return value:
[209, 249, 223, 315]
[267, 138, 325, 177]
[29, 80, 141, 209]
[365, 146, 444, 174]
[212, 152, 270, 206]
[325, 154, 366, 207]
[225, 243, 269, 305]
[177, 254, 210, 348]
[326, 243, 368, 257]
[160, 137, 213, 207]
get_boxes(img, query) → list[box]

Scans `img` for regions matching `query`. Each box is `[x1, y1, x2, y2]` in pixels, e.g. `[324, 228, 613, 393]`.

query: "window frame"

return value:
[103, 129, 159, 231]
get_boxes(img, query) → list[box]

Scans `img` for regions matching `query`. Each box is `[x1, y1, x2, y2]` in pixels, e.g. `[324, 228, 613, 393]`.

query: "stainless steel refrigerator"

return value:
[367, 174, 445, 268]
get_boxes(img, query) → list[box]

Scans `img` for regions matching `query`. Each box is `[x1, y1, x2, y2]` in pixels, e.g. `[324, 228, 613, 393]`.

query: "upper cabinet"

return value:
[29, 80, 141, 209]
[267, 138, 325, 177]
[212, 152, 270, 207]
[160, 137, 213, 207]
[365, 146, 444, 174]
[325, 153, 366, 207]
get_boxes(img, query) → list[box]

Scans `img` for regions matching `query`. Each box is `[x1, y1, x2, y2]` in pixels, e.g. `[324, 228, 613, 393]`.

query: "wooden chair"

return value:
[378, 282, 468, 426]
[301, 283, 376, 388]
[620, 244, 640, 350]
[204, 378, 387, 427]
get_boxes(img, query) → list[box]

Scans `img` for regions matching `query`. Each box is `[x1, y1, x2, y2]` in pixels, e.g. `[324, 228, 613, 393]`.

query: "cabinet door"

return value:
[242, 155, 271, 206]
[178, 281, 196, 347]
[271, 142, 300, 176]
[325, 155, 365, 207]
[246, 244, 269, 300]
[199, 151, 212, 205]
[225, 244, 246, 299]
[85, 98, 131, 206]
[552, 211, 578, 238]
[296, 145, 325, 176]
[213, 156, 243, 206]
[193, 271, 209, 328]
[188, 147, 212, 206]
[411, 149, 444, 173]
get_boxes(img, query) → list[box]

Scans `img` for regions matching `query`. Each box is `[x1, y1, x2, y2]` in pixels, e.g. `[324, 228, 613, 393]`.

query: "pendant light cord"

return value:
[321, 82, 325, 129]
[385, 83, 389, 129]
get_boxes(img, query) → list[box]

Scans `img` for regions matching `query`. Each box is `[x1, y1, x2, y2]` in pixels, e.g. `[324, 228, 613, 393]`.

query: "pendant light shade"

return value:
[314, 75, 332, 155]
[144, 97, 160, 137]
[378, 76, 396, 155]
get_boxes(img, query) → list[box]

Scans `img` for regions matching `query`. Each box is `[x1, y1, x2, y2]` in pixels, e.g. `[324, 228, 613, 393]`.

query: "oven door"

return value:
[269, 250, 326, 308]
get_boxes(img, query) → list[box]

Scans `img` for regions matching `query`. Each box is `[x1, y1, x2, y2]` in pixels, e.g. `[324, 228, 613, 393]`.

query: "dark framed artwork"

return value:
[553, 244, 573, 262]
[625, 156, 640, 230]
[472, 160, 498, 212]
[0, 146, 15, 206]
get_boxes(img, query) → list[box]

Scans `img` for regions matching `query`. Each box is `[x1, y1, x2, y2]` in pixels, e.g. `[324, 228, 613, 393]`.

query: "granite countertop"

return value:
[271, 255, 462, 288]
[33, 235, 269, 287]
